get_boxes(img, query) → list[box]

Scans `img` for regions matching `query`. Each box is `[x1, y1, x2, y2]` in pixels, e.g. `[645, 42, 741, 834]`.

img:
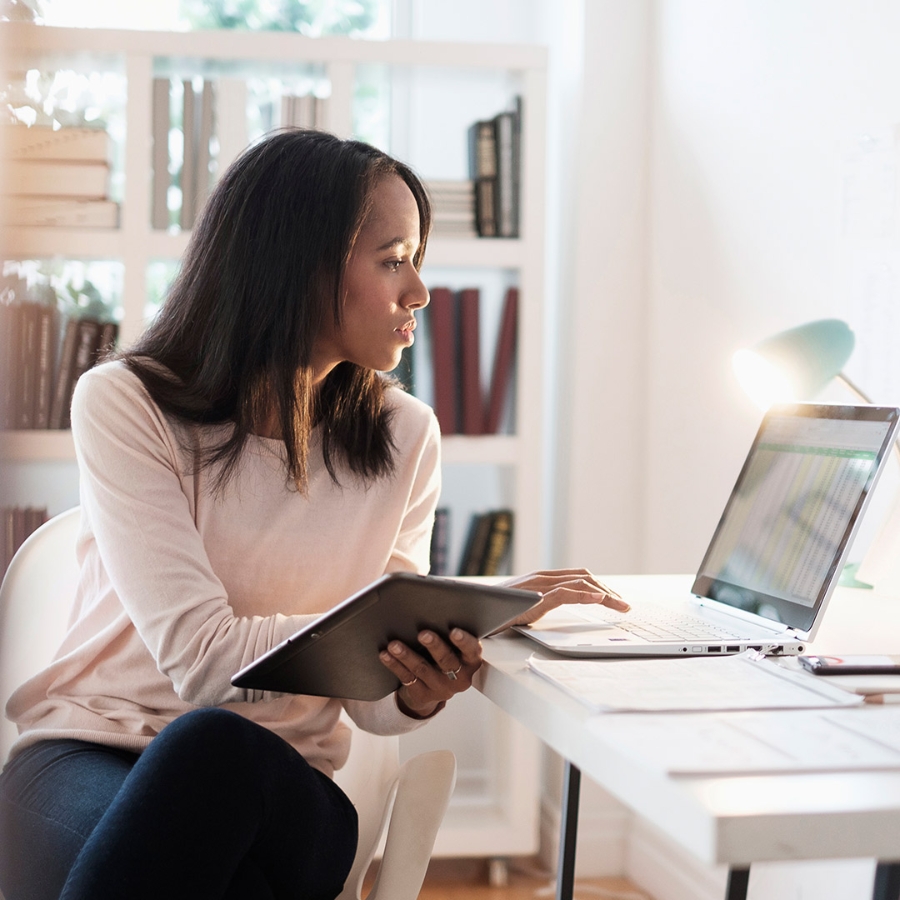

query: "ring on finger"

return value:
[443, 664, 462, 681]
[401, 677, 418, 687]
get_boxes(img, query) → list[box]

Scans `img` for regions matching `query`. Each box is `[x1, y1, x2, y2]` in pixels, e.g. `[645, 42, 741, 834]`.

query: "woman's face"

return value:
[311, 174, 430, 381]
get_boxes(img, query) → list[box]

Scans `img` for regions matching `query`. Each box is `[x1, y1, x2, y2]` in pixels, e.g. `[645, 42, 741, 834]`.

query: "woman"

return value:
[0, 129, 628, 900]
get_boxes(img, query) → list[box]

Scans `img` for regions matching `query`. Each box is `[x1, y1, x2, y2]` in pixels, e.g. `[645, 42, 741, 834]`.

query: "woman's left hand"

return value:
[380, 627, 483, 718]
[499, 568, 631, 628]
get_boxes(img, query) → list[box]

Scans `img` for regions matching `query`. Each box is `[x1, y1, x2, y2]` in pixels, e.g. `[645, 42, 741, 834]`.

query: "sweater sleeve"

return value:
[71, 365, 316, 706]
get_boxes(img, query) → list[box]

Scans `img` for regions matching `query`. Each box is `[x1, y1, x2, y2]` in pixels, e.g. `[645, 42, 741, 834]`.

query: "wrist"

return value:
[395, 690, 445, 720]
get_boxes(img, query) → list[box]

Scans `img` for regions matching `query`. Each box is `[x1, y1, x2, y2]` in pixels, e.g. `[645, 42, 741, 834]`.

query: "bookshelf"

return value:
[0, 22, 546, 865]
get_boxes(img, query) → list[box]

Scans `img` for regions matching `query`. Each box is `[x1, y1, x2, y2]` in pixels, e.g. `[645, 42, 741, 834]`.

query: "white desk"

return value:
[473, 575, 900, 900]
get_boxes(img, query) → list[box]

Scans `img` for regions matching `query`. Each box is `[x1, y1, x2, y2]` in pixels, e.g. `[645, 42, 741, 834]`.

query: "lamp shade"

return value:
[733, 319, 855, 409]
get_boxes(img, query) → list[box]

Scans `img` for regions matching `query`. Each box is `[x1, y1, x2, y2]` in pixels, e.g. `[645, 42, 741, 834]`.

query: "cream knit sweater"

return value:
[6, 362, 442, 775]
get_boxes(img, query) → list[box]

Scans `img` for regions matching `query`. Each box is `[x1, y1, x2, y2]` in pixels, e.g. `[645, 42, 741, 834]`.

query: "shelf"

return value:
[440, 434, 519, 465]
[1, 226, 126, 260]
[0, 430, 76, 461]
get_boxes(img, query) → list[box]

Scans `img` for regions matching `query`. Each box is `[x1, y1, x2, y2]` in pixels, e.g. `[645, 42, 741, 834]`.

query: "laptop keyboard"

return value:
[592, 608, 744, 642]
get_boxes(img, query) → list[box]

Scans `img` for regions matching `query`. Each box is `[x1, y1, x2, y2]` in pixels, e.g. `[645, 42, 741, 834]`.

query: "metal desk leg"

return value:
[725, 867, 750, 900]
[873, 863, 900, 900]
[556, 761, 581, 900]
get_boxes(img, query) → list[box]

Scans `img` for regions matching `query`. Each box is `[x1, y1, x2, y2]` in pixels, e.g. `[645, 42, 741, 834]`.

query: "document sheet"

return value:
[526, 651, 862, 712]
[590, 707, 900, 776]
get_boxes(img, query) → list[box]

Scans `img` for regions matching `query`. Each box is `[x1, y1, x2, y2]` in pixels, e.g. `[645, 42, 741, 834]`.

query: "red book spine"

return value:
[458, 287, 485, 435]
[428, 287, 459, 434]
[485, 287, 518, 434]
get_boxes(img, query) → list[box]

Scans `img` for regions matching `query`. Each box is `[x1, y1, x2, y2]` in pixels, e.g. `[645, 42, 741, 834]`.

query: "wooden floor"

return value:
[366, 857, 654, 900]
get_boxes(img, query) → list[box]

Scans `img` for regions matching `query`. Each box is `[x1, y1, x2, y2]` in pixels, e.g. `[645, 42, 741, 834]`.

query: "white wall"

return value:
[641, 0, 900, 573]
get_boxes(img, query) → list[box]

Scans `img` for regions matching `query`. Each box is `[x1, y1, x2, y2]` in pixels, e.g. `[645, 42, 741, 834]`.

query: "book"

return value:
[485, 287, 518, 434]
[0, 302, 14, 429]
[428, 286, 459, 435]
[468, 120, 498, 237]
[16, 303, 40, 429]
[458, 511, 495, 576]
[481, 510, 514, 576]
[458, 287, 485, 435]
[3, 126, 110, 161]
[3, 160, 110, 199]
[5, 197, 120, 228]
[49, 317, 80, 429]
[180, 79, 197, 230]
[151, 77, 171, 230]
[33, 303, 59, 429]
[193, 80, 215, 220]
[493, 101, 521, 238]
[430, 507, 450, 576]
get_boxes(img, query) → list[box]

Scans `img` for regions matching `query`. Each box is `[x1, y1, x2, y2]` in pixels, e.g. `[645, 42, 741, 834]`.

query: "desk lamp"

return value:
[732, 318, 860, 407]
[733, 318, 900, 590]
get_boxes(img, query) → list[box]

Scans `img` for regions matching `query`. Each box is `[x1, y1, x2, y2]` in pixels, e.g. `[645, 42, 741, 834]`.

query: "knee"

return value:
[152, 709, 295, 777]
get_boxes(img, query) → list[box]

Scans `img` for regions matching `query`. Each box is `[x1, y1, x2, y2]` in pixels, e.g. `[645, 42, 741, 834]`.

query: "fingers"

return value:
[503, 569, 629, 613]
[379, 628, 484, 717]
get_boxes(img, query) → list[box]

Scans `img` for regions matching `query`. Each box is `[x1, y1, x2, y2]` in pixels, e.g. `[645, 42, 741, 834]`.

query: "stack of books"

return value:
[467, 98, 522, 238]
[458, 509, 514, 577]
[1, 126, 118, 228]
[426, 180, 477, 238]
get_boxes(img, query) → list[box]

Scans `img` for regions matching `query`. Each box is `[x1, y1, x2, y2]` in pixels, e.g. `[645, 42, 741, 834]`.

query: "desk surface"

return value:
[473, 574, 900, 867]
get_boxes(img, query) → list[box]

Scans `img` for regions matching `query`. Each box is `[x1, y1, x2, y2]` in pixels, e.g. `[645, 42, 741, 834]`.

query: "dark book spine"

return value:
[429, 507, 450, 576]
[481, 510, 514, 576]
[56, 318, 102, 430]
[95, 320, 119, 364]
[0, 304, 15, 429]
[458, 288, 485, 435]
[428, 286, 459, 435]
[485, 287, 519, 434]
[458, 511, 495, 577]
[16, 303, 40, 429]
[468, 119, 498, 237]
[49, 317, 81, 430]
[33, 304, 58, 429]
[493, 103, 521, 238]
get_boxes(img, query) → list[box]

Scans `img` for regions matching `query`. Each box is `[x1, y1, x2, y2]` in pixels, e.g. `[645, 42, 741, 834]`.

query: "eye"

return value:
[385, 258, 404, 272]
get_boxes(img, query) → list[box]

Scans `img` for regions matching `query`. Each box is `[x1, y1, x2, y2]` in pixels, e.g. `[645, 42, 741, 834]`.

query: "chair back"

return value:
[0, 506, 81, 762]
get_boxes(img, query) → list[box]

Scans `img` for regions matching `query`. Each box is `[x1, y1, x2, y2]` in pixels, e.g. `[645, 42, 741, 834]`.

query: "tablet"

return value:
[231, 573, 540, 700]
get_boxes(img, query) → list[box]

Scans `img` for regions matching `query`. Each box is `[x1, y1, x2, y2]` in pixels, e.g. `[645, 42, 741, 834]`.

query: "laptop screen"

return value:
[692, 404, 900, 633]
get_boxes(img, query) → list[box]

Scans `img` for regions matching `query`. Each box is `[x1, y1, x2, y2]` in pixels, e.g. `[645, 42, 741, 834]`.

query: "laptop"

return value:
[516, 403, 900, 658]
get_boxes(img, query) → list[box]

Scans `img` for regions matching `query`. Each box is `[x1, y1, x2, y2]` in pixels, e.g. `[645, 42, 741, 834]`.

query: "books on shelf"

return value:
[458, 509, 514, 577]
[1, 125, 118, 228]
[280, 92, 327, 130]
[0, 295, 119, 432]
[424, 285, 517, 436]
[468, 98, 522, 238]
[1, 505, 48, 581]
[152, 77, 217, 231]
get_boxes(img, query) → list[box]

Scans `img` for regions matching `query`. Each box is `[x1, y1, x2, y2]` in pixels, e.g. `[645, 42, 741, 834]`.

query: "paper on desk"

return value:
[526, 651, 863, 713]
[589, 707, 900, 776]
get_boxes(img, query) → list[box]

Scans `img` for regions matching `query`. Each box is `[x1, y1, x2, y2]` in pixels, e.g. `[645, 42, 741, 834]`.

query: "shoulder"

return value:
[384, 385, 439, 442]
[71, 360, 181, 446]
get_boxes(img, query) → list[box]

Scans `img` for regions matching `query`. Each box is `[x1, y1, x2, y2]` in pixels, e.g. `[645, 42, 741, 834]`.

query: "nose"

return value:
[403, 268, 430, 311]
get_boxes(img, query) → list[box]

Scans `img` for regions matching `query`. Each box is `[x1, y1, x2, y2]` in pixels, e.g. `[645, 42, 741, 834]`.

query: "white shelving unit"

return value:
[0, 22, 546, 863]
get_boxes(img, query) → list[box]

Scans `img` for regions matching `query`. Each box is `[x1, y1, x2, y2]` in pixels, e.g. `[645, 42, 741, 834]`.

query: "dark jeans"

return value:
[0, 708, 358, 900]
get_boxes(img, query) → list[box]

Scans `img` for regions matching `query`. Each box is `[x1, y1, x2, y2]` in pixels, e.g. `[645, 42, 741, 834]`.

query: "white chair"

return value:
[0, 507, 456, 900]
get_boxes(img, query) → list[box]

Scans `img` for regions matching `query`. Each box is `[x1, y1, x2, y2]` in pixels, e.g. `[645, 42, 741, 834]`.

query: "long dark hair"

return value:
[122, 129, 432, 491]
